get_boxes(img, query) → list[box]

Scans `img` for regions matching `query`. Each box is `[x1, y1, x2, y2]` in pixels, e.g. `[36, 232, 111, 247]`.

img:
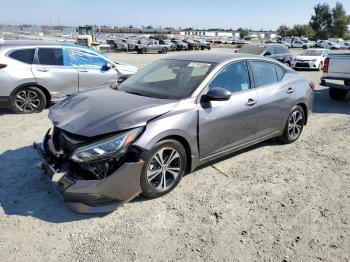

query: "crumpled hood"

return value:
[49, 88, 178, 137]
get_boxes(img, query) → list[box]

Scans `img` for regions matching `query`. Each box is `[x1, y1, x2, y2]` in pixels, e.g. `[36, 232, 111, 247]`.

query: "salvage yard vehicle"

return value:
[135, 40, 170, 54]
[195, 39, 211, 50]
[320, 53, 350, 100]
[0, 40, 138, 113]
[106, 39, 128, 52]
[159, 40, 177, 51]
[183, 39, 199, 50]
[321, 40, 341, 50]
[237, 44, 293, 66]
[291, 40, 312, 49]
[292, 49, 329, 71]
[34, 53, 314, 213]
[171, 39, 188, 51]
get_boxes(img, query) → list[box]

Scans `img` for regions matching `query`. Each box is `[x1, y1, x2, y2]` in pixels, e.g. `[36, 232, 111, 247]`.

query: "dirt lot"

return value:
[0, 48, 349, 262]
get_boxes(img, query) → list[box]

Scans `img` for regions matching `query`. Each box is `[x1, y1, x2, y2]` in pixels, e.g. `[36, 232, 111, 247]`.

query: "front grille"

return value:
[295, 62, 310, 68]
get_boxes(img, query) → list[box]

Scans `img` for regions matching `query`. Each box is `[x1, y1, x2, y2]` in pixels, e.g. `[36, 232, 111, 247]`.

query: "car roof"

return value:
[0, 40, 77, 48]
[161, 52, 261, 64]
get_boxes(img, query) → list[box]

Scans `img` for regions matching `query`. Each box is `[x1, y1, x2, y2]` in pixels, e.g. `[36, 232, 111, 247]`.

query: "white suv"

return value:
[0, 40, 138, 113]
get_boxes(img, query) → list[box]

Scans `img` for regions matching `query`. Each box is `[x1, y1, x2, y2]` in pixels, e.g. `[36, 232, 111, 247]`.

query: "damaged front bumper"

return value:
[33, 137, 144, 214]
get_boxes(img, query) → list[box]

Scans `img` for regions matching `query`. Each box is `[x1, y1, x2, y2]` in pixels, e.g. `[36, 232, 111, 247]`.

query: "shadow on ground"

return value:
[313, 87, 350, 115]
[0, 146, 106, 223]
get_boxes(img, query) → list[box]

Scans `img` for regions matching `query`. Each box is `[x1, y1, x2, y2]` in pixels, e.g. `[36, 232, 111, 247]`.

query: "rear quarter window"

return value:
[274, 65, 286, 81]
[8, 49, 35, 64]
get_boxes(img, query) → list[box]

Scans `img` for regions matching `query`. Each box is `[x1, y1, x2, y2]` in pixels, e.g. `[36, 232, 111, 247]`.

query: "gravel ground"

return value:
[0, 48, 349, 262]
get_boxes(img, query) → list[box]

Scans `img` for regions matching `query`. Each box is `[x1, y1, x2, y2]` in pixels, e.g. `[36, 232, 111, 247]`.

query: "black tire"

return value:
[284, 61, 291, 67]
[278, 105, 305, 144]
[318, 62, 323, 71]
[140, 48, 146, 54]
[302, 45, 308, 49]
[140, 139, 187, 199]
[9, 86, 46, 114]
[207, 46, 211, 50]
[201, 46, 205, 50]
[329, 87, 347, 101]
[161, 48, 168, 54]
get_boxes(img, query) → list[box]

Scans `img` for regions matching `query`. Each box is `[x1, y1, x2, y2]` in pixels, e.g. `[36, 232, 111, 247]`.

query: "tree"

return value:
[309, 3, 333, 39]
[237, 27, 249, 39]
[277, 24, 291, 38]
[331, 2, 350, 38]
[291, 24, 315, 39]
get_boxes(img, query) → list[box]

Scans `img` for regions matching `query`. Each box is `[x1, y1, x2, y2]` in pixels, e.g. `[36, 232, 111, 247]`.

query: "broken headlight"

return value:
[71, 127, 143, 163]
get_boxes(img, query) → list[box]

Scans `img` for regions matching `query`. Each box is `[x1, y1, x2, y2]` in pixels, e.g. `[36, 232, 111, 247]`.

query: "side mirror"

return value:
[264, 51, 272, 56]
[204, 87, 231, 101]
[102, 63, 114, 71]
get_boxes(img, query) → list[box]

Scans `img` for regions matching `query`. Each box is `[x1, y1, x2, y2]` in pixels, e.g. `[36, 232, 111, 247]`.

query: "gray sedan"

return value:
[34, 53, 314, 213]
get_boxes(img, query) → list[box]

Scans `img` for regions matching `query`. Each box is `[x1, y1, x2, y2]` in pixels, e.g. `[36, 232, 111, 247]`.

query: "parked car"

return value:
[340, 41, 350, 50]
[195, 39, 211, 50]
[316, 40, 325, 48]
[135, 40, 170, 54]
[159, 39, 177, 51]
[292, 49, 329, 71]
[320, 53, 350, 100]
[0, 40, 138, 113]
[34, 53, 314, 213]
[291, 40, 312, 49]
[106, 39, 128, 52]
[171, 39, 188, 51]
[321, 40, 341, 50]
[183, 39, 199, 50]
[236, 44, 293, 66]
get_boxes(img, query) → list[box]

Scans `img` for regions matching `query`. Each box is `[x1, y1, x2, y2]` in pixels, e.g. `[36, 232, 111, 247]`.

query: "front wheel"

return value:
[161, 48, 168, 54]
[141, 140, 187, 198]
[278, 105, 305, 144]
[9, 86, 46, 114]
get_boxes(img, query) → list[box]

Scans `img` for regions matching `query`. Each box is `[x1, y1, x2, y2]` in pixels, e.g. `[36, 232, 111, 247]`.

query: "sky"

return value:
[0, 0, 349, 30]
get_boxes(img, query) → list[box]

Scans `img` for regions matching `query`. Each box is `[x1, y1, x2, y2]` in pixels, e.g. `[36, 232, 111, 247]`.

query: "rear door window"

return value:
[9, 49, 35, 64]
[37, 48, 63, 66]
[251, 61, 278, 87]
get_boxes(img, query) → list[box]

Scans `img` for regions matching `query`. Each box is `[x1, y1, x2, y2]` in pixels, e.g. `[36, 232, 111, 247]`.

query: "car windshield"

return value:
[237, 45, 266, 55]
[118, 59, 215, 99]
[301, 50, 323, 56]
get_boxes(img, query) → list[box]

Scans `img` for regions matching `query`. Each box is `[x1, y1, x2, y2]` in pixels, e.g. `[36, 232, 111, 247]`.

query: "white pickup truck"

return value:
[321, 53, 350, 100]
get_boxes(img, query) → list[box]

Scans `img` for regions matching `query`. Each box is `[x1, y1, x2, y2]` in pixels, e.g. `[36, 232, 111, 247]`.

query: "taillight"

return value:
[0, 63, 7, 69]
[309, 82, 315, 91]
[323, 58, 329, 73]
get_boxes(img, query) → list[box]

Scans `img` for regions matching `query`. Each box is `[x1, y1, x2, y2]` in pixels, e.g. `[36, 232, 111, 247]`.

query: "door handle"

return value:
[286, 87, 294, 94]
[245, 98, 257, 106]
[79, 69, 88, 73]
[37, 68, 49, 72]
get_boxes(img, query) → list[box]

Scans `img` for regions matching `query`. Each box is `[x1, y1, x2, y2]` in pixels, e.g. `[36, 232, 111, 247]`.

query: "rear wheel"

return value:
[141, 140, 187, 198]
[278, 105, 305, 144]
[329, 87, 347, 100]
[161, 48, 168, 54]
[140, 48, 146, 54]
[9, 86, 46, 114]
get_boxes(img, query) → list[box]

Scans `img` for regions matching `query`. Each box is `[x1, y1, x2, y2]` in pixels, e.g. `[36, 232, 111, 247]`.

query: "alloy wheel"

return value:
[15, 90, 41, 112]
[147, 147, 181, 191]
[288, 111, 303, 140]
